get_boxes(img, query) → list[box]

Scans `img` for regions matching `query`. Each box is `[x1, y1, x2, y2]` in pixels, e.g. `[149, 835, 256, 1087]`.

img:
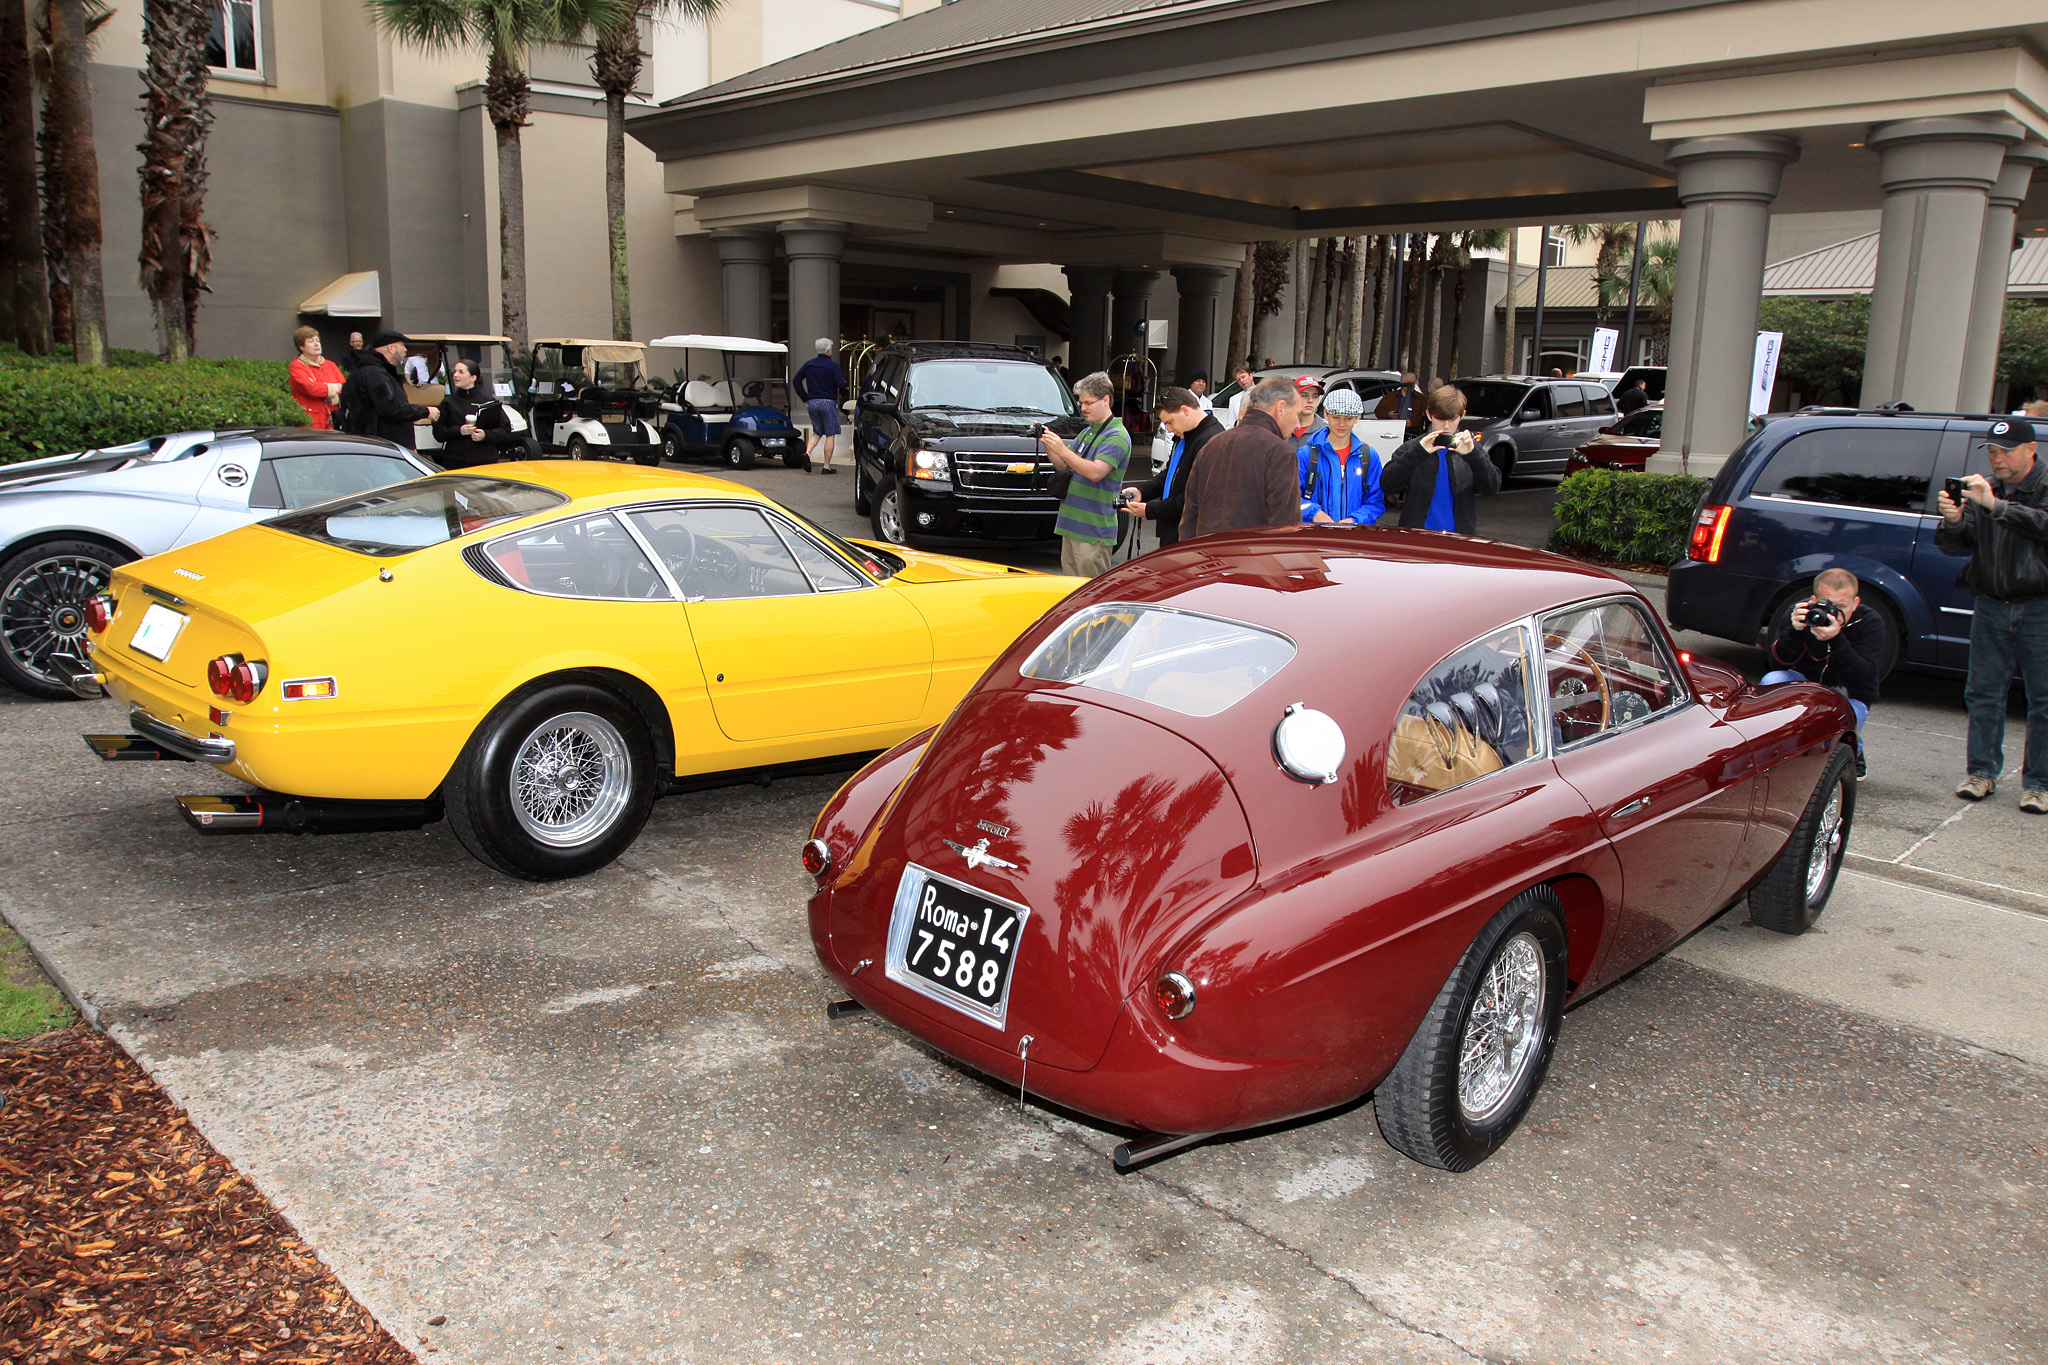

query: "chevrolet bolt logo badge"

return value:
[944, 836, 1017, 872]
[1007, 462, 1034, 474]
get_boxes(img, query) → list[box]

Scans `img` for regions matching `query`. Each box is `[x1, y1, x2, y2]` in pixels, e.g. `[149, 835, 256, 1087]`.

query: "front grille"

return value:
[952, 453, 1057, 498]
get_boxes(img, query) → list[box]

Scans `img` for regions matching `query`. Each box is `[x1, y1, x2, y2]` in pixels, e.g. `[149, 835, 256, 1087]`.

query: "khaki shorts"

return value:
[1059, 536, 1114, 579]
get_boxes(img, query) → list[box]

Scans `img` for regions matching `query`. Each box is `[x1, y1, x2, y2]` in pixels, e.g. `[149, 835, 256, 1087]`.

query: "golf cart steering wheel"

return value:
[742, 380, 766, 402]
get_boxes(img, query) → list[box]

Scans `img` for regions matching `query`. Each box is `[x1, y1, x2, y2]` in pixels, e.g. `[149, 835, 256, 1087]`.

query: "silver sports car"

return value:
[0, 429, 436, 698]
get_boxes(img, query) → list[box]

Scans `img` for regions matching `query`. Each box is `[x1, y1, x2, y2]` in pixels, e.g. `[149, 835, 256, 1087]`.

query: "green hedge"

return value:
[0, 345, 303, 462]
[1547, 468, 1711, 569]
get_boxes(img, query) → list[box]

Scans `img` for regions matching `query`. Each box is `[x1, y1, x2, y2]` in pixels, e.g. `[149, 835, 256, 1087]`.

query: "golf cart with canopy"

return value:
[521, 339, 664, 465]
[402, 334, 539, 463]
[647, 334, 806, 471]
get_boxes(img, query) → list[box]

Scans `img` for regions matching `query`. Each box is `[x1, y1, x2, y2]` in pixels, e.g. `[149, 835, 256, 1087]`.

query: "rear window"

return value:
[1457, 381, 1531, 419]
[1750, 427, 1936, 513]
[267, 475, 566, 556]
[1021, 604, 1294, 717]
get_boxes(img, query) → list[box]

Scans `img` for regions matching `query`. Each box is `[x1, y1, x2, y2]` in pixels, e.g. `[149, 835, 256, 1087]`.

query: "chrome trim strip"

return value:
[1748, 494, 1926, 523]
[139, 583, 188, 608]
[130, 708, 236, 763]
[1939, 606, 1975, 616]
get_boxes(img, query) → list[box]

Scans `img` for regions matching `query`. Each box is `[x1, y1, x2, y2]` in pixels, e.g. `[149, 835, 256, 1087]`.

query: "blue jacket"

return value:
[1296, 428, 1385, 525]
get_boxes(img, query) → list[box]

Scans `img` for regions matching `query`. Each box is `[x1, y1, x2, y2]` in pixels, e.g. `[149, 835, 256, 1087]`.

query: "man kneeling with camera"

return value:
[1761, 566, 1885, 778]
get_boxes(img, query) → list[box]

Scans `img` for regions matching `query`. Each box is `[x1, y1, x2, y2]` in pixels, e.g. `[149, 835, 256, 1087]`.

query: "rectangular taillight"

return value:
[1688, 504, 1733, 563]
[280, 676, 338, 700]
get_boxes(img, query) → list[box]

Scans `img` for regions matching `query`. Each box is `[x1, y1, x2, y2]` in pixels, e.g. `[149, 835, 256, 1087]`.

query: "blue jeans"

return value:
[1760, 670, 1868, 738]
[1964, 597, 2048, 791]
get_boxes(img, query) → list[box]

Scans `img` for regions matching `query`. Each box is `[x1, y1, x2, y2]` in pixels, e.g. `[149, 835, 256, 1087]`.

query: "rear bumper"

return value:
[1666, 558, 1776, 644]
[131, 707, 236, 763]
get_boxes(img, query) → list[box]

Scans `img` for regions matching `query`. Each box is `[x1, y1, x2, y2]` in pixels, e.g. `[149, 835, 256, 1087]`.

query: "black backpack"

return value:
[336, 370, 375, 436]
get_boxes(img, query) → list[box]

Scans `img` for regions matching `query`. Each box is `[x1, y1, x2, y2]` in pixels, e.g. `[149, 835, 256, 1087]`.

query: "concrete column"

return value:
[1960, 140, 2048, 412]
[710, 229, 774, 341]
[1649, 134, 1798, 477]
[1860, 117, 2023, 411]
[1170, 265, 1232, 386]
[1110, 269, 1161, 362]
[778, 220, 848, 358]
[1063, 266, 1115, 375]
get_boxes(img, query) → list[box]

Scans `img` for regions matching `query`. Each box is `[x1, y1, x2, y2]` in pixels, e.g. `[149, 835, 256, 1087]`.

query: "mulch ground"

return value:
[1, 1026, 416, 1364]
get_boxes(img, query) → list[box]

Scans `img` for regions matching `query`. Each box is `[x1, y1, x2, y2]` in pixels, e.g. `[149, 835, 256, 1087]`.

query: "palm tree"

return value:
[1556, 222, 1639, 325]
[1637, 230, 1680, 364]
[42, 0, 108, 363]
[590, 0, 719, 340]
[373, 0, 623, 349]
[1448, 228, 1507, 378]
[0, 0, 50, 352]
[138, 0, 216, 359]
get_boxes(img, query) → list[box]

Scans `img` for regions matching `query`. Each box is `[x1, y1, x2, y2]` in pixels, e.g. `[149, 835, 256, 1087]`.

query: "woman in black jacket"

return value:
[1380, 384, 1501, 535]
[433, 360, 525, 467]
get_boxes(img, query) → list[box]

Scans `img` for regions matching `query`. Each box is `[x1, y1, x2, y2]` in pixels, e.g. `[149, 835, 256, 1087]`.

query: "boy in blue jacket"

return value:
[1297, 387, 1385, 526]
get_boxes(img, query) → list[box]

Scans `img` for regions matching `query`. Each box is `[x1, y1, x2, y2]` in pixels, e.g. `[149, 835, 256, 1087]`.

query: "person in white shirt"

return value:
[1224, 364, 1256, 426]
[404, 353, 433, 385]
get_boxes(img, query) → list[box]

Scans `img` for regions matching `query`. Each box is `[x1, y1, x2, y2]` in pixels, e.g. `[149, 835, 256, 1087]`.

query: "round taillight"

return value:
[84, 594, 113, 634]
[1154, 971, 1196, 1020]
[227, 660, 266, 705]
[206, 656, 236, 697]
[801, 838, 833, 879]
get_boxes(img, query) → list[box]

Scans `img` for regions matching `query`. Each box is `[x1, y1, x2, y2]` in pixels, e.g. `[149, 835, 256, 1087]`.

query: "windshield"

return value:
[1617, 407, 1662, 438]
[906, 360, 1075, 416]
[1457, 381, 1533, 420]
[778, 505, 901, 580]
[1021, 604, 1295, 718]
[267, 476, 568, 557]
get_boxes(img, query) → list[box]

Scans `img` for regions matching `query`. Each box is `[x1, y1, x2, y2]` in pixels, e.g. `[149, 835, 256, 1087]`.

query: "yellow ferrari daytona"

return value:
[66, 462, 1083, 878]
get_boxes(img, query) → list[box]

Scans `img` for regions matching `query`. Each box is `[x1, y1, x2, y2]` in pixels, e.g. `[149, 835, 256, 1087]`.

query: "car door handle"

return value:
[1613, 796, 1650, 820]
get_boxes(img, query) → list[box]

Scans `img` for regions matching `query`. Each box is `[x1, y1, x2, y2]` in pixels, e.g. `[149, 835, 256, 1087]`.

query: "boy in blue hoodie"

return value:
[1298, 387, 1385, 526]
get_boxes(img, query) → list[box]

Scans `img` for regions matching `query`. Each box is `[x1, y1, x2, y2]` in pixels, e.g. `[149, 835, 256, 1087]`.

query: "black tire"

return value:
[782, 443, 808, 469]
[1490, 445, 1515, 483]
[1748, 741, 1856, 934]
[1763, 584, 1901, 680]
[723, 436, 758, 470]
[631, 447, 662, 467]
[870, 477, 913, 546]
[0, 538, 129, 700]
[1376, 886, 1569, 1172]
[566, 435, 590, 461]
[442, 682, 656, 880]
[853, 464, 873, 517]
[661, 429, 683, 464]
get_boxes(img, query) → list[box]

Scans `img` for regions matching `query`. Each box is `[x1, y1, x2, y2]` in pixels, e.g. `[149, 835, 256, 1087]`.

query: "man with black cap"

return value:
[1937, 416, 2048, 812]
[338, 330, 434, 449]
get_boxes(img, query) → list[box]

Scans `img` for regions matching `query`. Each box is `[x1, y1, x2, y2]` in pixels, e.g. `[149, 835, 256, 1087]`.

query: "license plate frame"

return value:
[129, 602, 189, 662]
[885, 863, 1030, 1030]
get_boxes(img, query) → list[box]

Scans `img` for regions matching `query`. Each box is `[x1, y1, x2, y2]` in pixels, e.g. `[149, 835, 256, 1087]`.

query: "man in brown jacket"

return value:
[1179, 376, 1306, 539]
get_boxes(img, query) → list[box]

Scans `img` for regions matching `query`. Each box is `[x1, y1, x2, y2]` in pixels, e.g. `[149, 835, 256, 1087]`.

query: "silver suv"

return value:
[1451, 376, 1619, 478]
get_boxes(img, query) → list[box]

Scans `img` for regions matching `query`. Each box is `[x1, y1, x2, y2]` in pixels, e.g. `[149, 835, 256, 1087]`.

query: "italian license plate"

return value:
[885, 863, 1029, 1029]
[129, 603, 188, 662]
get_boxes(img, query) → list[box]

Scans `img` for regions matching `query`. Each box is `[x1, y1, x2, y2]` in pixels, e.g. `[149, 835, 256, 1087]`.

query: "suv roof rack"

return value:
[1791, 404, 2007, 420]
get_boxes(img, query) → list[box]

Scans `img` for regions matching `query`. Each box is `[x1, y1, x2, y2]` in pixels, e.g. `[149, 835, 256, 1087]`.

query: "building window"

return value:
[206, 0, 260, 75]
[1542, 233, 1567, 267]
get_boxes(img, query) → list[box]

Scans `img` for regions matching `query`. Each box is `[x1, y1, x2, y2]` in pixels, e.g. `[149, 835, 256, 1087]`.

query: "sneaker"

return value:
[2023, 790, 2048, 815]
[820, 466, 837, 475]
[1856, 750, 1867, 780]
[1956, 774, 1995, 801]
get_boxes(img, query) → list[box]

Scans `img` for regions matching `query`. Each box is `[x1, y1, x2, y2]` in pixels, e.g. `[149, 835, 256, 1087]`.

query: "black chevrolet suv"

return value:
[851, 342, 1080, 547]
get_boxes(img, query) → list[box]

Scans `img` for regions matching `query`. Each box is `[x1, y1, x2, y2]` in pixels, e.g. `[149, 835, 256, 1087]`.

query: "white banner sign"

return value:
[1588, 327, 1620, 374]
[1751, 331, 1783, 416]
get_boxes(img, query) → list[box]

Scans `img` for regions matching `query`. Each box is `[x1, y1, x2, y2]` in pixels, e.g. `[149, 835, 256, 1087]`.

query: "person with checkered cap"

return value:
[1937, 416, 2048, 812]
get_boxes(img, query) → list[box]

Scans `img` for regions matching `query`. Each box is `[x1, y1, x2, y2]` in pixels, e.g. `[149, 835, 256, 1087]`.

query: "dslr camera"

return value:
[1115, 488, 1138, 509]
[1802, 597, 1844, 629]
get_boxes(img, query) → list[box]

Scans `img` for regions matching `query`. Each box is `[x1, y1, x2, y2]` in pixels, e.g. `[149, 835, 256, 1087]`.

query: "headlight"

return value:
[911, 449, 951, 482]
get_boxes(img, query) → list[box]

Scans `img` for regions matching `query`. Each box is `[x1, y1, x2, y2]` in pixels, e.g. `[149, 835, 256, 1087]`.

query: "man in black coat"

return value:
[1122, 386, 1221, 548]
[1761, 566, 1885, 778]
[1381, 384, 1501, 535]
[1615, 378, 1650, 415]
[339, 330, 433, 449]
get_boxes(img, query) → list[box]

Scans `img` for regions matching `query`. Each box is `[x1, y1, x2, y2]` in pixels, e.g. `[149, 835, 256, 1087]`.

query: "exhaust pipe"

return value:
[176, 792, 444, 835]
[85, 733, 188, 762]
[1111, 1130, 1216, 1170]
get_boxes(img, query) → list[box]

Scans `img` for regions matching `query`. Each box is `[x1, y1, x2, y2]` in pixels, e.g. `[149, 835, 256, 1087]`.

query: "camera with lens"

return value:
[1116, 488, 1138, 508]
[1803, 598, 1844, 629]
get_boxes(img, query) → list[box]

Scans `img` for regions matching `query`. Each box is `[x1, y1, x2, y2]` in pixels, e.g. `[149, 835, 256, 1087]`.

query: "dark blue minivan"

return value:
[1666, 409, 2010, 678]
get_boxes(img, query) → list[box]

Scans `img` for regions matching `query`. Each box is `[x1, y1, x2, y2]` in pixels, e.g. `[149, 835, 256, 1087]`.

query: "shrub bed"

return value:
[0, 345, 303, 463]
[1547, 468, 1711, 570]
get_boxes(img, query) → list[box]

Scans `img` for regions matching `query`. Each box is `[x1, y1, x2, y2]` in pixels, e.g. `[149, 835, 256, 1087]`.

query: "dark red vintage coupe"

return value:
[803, 529, 1857, 1171]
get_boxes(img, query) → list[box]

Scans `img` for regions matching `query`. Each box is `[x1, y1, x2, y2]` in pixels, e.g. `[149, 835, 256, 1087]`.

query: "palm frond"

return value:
[367, 0, 475, 52]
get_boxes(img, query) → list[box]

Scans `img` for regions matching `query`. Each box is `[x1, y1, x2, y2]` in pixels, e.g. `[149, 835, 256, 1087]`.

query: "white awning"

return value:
[647, 333, 788, 355]
[298, 271, 382, 317]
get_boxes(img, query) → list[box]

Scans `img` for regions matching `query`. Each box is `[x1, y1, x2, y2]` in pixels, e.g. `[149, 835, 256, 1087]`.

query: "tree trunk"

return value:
[591, 14, 643, 342]
[1226, 239, 1253, 374]
[47, 0, 104, 363]
[1499, 228, 1519, 374]
[38, 108, 70, 349]
[1366, 237, 1387, 369]
[486, 49, 533, 351]
[1399, 234, 1427, 373]
[138, 0, 214, 361]
[1303, 238, 1328, 365]
[1449, 244, 1470, 378]
[1346, 237, 1367, 367]
[1289, 238, 1308, 362]
[0, 0, 48, 352]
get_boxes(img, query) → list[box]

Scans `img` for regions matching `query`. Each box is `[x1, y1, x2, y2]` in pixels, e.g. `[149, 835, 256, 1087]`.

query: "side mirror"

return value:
[860, 391, 888, 408]
[1512, 409, 1534, 424]
[1598, 424, 1614, 435]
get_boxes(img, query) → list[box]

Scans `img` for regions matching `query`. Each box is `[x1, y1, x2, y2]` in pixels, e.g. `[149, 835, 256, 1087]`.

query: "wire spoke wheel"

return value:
[1, 553, 111, 685]
[509, 711, 631, 848]
[1456, 931, 1547, 1123]
[1805, 781, 1845, 904]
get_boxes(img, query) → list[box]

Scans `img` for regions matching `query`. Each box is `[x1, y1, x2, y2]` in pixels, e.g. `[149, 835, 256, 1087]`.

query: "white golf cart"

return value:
[521, 339, 665, 465]
[403, 334, 539, 464]
[646, 334, 807, 471]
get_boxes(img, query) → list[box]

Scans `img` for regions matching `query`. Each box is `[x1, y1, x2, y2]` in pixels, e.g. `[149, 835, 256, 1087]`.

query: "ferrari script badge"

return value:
[944, 837, 1017, 872]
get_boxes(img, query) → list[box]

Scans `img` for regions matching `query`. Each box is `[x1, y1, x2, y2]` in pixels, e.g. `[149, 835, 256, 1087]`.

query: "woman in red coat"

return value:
[288, 326, 344, 429]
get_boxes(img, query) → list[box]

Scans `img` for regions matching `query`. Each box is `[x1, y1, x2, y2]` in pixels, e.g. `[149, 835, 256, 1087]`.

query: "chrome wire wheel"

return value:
[509, 711, 632, 848]
[1457, 931, 1547, 1123]
[1, 553, 111, 685]
[1805, 781, 1845, 903]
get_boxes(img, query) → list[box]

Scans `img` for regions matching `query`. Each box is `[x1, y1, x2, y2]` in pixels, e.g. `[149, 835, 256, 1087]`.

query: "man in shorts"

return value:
[793, 338, 846, 474]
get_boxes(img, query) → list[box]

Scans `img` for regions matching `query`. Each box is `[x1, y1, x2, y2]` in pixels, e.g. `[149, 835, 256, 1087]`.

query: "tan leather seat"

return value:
[1386, 711, 1504, 795]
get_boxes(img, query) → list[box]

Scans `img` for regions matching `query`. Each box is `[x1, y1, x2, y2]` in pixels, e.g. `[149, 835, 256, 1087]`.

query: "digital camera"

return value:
[1804, 598, 1844, 628]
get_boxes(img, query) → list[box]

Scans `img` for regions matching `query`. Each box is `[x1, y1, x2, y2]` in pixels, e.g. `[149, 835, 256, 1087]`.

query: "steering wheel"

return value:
[1544, 635, 1611, 733]
[742, 380, 766, 401]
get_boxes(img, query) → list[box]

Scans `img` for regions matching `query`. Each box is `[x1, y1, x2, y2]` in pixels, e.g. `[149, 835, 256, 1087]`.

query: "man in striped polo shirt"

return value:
[1040, 370, 1131, 578]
